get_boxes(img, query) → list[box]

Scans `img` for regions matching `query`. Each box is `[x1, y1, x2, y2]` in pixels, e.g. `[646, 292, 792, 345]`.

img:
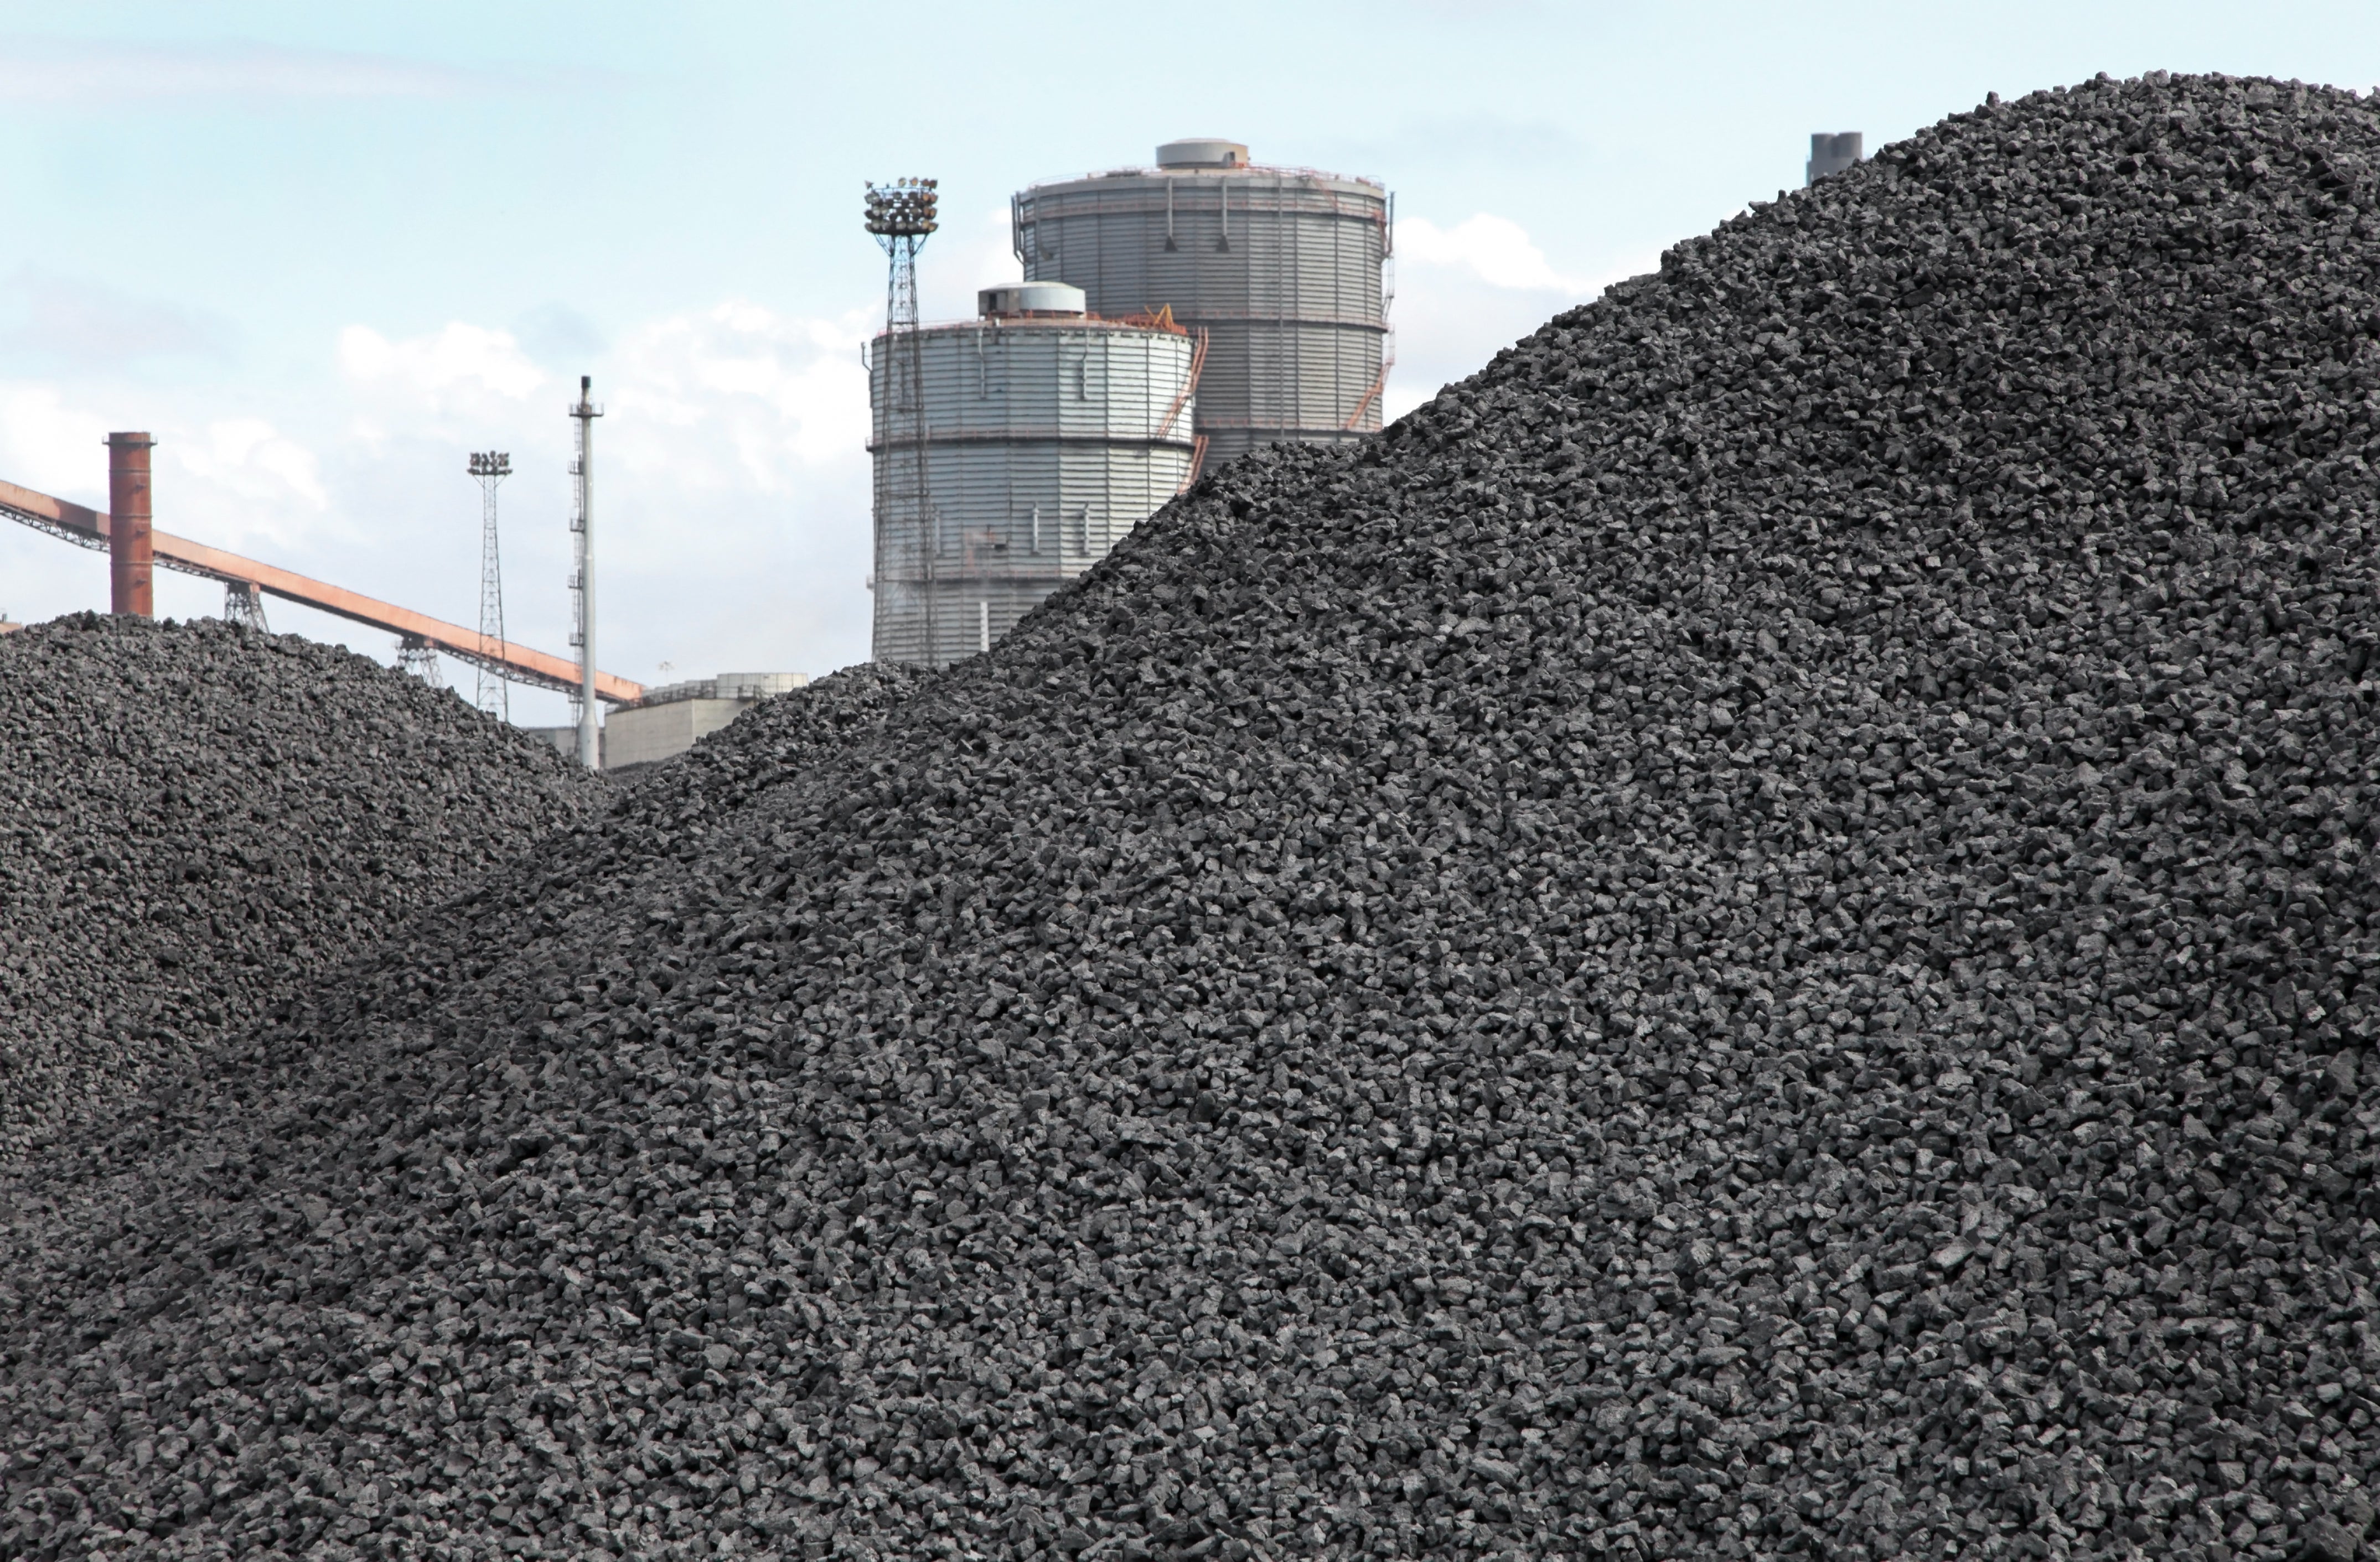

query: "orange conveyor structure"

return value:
[0, 476, 643, 705]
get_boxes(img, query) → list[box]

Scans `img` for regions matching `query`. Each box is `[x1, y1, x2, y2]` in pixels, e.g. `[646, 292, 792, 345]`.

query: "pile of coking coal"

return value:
[0, 613, 596, 1162]
[10, 71, 2380, 1562]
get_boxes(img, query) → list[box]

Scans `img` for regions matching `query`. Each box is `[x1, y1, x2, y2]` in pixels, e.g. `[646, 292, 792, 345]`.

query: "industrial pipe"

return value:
[571, 376, 602, 770]
[105, 432, 155, 617]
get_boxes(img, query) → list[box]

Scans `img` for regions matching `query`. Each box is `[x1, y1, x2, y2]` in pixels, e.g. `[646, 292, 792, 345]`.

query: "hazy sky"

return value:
[4, 2, 2378, 724]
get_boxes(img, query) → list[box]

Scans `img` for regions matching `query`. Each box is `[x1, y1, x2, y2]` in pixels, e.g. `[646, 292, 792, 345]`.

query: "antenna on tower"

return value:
[865, 177, 939, 665]
[567, 376, 603, 770]
[468, 450, 512, 722]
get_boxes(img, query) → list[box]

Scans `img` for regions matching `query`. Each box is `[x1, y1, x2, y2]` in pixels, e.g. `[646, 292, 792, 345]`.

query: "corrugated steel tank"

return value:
[1012, 139, 1391, 471]
[867, 282, 1199, 667]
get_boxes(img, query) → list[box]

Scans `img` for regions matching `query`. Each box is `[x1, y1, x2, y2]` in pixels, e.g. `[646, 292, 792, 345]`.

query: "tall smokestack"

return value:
[568, 375, 603, 770]
[106, 433, 156, 617]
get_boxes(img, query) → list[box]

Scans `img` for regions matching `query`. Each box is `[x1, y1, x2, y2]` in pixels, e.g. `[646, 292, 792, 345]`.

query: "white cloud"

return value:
[287, 299, 886, 693]
[603, 298, 875, 492]
[168, 417, 329, 549]
[0, 38, 481, 105]
[914, 205, 1026, 325]
[0, 384, 110, 500]
[0, 377, 338, 575]
[338, 322, 550, 430]
[1399, 212, 1597, 294]
[1382, 211, 1660, 422]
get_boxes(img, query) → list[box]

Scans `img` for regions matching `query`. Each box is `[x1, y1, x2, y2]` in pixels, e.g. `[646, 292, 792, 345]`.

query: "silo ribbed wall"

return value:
[1012, 168, 1389, 469]
[868, 319, 1197, 668]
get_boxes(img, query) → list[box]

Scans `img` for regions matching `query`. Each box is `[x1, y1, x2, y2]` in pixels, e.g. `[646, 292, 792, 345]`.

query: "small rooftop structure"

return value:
[979, 280, 1087, 318]
[1155, 138, 1250, 170]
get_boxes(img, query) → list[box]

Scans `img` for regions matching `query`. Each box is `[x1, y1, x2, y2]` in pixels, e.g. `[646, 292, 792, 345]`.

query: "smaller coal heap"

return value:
[0, 613, 597, 1161]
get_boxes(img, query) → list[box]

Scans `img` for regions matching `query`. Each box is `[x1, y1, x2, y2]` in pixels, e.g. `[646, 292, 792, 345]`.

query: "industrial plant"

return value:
[4, 128, 1908, 772]
[0, 133, 1404, 755]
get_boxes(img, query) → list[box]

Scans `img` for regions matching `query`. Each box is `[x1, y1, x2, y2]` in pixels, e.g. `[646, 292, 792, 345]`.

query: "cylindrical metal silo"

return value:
[1011, 139, 1391, 473]
[867, 282, 1199, 668]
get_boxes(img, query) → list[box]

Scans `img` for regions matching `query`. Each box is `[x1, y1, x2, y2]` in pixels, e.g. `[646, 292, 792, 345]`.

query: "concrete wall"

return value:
[521, 724, 598, 767]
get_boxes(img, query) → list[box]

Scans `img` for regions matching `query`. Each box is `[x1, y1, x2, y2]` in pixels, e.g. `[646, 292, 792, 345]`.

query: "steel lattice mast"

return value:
[865, 178, 938, 665]
[468, 451, 512, 721]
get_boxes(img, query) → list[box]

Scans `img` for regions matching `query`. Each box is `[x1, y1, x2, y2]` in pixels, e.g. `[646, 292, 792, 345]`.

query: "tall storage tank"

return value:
[867, 280, 1199, 668]
[1012, 139, 1391, 472]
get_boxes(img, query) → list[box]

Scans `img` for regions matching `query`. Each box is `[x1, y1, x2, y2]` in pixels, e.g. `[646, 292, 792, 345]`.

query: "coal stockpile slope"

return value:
[13, 71, 2380, 1562]
[0, 613, 597, 1161]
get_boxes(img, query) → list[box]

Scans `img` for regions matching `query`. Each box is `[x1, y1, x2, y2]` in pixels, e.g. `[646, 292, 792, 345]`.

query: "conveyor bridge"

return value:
[0, 475, 643, 705]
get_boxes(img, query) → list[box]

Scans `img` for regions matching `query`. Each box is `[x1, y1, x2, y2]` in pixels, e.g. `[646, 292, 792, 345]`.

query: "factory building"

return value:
[605, 673, 809, 770]
[867, 281, 1199, 668]
[1013, 139, 1393, 471]
[525, 672, 807, 771]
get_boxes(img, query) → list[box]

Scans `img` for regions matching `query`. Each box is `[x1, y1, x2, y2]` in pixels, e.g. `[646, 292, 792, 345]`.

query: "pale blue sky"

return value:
[4, 2, 2378, 722]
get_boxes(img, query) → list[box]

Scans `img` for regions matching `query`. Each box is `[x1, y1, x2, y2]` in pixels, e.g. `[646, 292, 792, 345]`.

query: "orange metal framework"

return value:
[1157, 326, 1209, 440]
[0, 476, 644, 705]
[1175, 434, 1210, 497]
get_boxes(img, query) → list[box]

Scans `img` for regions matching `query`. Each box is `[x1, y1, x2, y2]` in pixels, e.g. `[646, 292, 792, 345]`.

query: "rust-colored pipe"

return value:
[106, 432, 156, 617]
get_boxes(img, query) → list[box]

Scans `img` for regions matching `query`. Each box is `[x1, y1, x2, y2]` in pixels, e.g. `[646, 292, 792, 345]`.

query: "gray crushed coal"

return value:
[0, 613, 597, 1163]
[9, 69, 2380, 1562]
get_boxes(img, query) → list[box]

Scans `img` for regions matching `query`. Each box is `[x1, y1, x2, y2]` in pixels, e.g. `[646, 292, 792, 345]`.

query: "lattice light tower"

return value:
[865, 177, 939, 665]
[468, 450, 513, 721]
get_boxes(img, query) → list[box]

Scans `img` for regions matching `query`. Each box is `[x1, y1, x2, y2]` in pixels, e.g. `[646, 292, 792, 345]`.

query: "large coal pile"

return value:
[11, 70, 2380, 1562]
[0, 613, 596, 1161]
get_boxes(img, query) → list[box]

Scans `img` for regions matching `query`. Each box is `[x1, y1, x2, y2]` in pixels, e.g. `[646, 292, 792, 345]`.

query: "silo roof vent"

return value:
[979, 281, 1088, 318]
[1156, 138, 1250, 169]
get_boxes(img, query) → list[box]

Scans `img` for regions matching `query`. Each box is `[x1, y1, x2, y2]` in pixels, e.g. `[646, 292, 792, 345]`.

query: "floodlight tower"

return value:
[468, 450, 512, 721]
[567, 377, 603, 770]
[865, 177, 940, 665]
